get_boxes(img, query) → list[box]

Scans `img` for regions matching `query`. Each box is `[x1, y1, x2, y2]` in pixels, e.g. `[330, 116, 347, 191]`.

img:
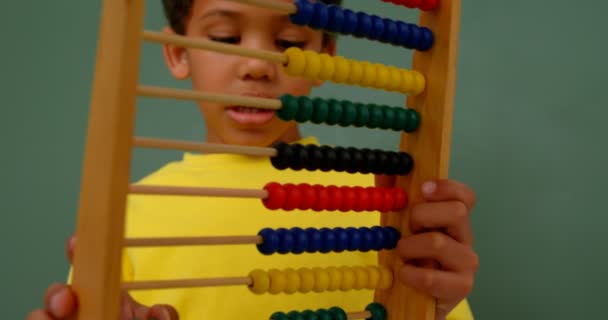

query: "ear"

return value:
[162, 26, 190, 80]
[312, 38, 337, 87]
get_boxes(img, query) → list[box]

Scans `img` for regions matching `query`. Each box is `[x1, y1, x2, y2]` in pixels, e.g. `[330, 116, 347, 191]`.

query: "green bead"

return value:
[301, 310, 319, 320]
[315, 309, 333, 320]
[380, 106, 396, 130]
[277, 94, 299, 120]
[393, 108, 408, 131]
[328, 307, 347, 320]
[404, 109, 421, 132]
[353, 103, 369, 127]
[339, 101, 357, 127]
[326, 99, 343, 125]
[311, 98, 329, 124]
[367, 104, 384, 128]
[270, 311, 290, 320]
[365, 303, 388, 320]
[295, 96, 314, 123]
[287, 311, 306, 320]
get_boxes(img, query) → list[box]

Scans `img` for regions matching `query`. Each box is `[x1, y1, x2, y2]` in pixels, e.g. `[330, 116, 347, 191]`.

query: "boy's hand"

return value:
[377, 177, 478, 320]
[26, 236, 179, 320]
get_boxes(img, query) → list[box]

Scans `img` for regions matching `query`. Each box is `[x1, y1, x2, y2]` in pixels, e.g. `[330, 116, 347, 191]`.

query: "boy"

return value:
[27, 0, 479, 319]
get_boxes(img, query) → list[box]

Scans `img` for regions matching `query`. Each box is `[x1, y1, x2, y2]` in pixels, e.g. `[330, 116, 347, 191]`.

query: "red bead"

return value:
[368, 187, 383, 211]
[297, 183, 316, 210]
[420, 0, 439, 10]
[339, 186, 356, 212]
[352, 186, 369, 212]
[263, 182, 286, 210]
[312, 184, 329, 211]
[283, 183, 302, 211]
[401, 0, 422, 8]
[393, 188, 407, 210]
[326, 185, 342, 211]
[380, 188, 395, 212]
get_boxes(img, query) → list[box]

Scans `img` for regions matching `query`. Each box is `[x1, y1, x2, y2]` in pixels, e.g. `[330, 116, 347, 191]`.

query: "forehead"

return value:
[192, 0, 295, 20]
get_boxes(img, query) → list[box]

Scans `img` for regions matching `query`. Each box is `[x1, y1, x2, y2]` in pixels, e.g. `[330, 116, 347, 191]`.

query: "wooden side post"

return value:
[376, 0, 461, 319]
[68, 0, 145, 319]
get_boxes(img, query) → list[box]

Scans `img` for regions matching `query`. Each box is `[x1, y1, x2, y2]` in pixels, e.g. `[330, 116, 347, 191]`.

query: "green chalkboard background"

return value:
[2, 0, 606, 319]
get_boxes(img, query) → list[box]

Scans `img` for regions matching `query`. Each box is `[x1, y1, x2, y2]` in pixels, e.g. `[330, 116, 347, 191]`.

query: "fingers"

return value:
[43, 283, 77, 319]
[410, 201, 473, 244]
[421, 179, 477, 210]
[26, 310, 52, 320]
[397, 232, 479, 272]
[146, 304, 180, 320]
[398, 264, 475, 301]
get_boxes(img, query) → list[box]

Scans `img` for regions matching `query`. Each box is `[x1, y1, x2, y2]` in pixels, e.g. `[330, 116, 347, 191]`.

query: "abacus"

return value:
[68, 0, 460, 319]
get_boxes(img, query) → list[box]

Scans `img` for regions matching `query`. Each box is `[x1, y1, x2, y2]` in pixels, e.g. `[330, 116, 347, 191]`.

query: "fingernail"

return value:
[49, 290, 61, 313]
[421, 181, 436, 195]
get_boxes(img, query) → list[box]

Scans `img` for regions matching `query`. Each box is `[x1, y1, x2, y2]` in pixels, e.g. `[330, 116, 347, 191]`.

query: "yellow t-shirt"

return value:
[120, 136, 473, 320]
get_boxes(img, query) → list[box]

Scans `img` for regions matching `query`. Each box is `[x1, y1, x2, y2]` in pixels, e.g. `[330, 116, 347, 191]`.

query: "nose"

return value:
[236, 40, 277, 82]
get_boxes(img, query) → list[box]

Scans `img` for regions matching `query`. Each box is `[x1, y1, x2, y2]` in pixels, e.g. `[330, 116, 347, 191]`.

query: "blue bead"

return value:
[419, 27, 434, 51]
[305, 228, 323, 253]
[382, 18, 398, 44]
[326, 5, 344, 32]
[345, 227, 362, 251]
[405, 25, 422, 49]
[384, 227, 401, 249]
[276, 228, 295, 254]
[396, 21, 410, 46]
[290, 227, 308, 254]
[341, 9, 358, 35]
[370, 226, 385, 251]
[257, 228, 279, 255]
[319, 228, 336, 253]
[290, 0, 314, 26]
[358, 227, 373, 252]
[354, 12, 372, 38]
[334, 227, 348, 252]
[369, 15, 385, 40]
[310, 2, 329, 29]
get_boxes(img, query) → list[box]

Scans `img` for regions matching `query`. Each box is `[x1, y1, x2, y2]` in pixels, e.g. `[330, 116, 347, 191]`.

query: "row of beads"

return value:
[289, 0, 434, 51]
[256, 226, 400, 255]
[381, 0, 439, 11]
[283, 47, 425, 95]
[271, 303, 387, 320]
[271, 142, 414, 176]
[277, 95, 420, 132]
[248, 265, 393, 294]
[263, 182, 407, 212]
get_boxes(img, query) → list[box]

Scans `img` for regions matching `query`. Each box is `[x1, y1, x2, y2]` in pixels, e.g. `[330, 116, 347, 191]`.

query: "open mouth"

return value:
[226, 106, 275, 125]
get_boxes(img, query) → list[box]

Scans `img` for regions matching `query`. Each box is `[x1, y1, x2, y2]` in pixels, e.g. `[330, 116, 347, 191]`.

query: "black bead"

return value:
[362, 148, 376, 174]
[347, 147, 365, 174]
[398, 152, 414, 175]
[290, 144, 308, 171]
[319, 145, 335, 172]
[386, 152, 401, 175]
[371, 150, 387, 174]
[304, 145, 323, 171]
[270, 142, 291, 170]
[334, 147, 350, 172]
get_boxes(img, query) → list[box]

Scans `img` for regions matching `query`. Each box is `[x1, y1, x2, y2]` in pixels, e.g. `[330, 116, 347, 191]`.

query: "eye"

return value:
[209, 35, 241, 44]
[275, 39, 306, 49]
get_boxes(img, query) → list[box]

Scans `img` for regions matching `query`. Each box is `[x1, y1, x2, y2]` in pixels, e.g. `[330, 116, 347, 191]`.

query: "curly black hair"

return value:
[161, 0, 343, 45]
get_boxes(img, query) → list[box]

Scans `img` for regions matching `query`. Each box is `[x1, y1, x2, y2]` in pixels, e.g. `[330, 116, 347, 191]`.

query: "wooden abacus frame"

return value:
[68, 0, 460, 319]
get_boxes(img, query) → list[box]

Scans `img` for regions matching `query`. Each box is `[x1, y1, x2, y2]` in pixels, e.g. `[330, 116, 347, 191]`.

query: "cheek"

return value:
[188, 52, 234, 89]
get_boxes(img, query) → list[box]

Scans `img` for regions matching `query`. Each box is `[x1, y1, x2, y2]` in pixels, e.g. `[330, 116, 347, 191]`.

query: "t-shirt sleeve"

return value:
[446, 299, 474, 320]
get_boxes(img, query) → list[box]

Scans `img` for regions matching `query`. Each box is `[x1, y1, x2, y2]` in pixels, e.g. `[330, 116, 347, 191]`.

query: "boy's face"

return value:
[163, 0, 335, 147]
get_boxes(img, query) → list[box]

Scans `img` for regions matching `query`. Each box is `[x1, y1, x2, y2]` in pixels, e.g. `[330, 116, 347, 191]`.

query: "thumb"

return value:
[145, 304, 180, 320]
[44, 284, 77, 319]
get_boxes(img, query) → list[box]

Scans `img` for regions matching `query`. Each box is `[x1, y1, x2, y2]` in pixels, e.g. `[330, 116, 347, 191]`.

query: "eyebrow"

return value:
[198, 9, 241, 21]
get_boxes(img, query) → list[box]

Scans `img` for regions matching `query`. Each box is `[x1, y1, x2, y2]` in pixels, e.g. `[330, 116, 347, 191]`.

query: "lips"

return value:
[225, 93, 277, 126]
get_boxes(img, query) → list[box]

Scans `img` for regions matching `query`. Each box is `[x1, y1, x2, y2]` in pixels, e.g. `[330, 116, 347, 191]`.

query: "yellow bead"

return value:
[361, 62, 377, 87]
[388, 66, 402, 92]
[366, 266, 381, 289]
[348, 60, 363, 85]
[303, 50, 321, 80]
[248, 269, 270, 294]
[298, 268, 315, 293]
[378, 266, 393, 289]
[284, 268, 301, 294]
[375, 64, 390, 89]
[268, 269, 287, 294]
[283, 47, 306, 76]
[333, 56, 350, 83]
[312, 267, 330, 292]
[354, 266, 369, 289]
[400, 70, 414, 94]
[318, 53, 335, 80]
[327, 266, 342, 291]
[411, 70, 426, 95]
[339, 266, 355, 291]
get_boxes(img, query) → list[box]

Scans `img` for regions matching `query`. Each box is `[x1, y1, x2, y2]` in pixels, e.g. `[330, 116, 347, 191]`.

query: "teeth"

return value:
[236, 107, 260, 113]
